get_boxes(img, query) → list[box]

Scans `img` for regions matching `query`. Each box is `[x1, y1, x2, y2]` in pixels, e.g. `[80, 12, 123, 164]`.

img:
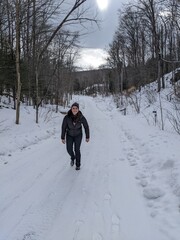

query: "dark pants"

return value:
[66, 134, 82, 167]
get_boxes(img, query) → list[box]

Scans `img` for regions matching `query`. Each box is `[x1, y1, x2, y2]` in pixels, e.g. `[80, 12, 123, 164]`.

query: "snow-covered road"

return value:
[0, 97, 179, 240]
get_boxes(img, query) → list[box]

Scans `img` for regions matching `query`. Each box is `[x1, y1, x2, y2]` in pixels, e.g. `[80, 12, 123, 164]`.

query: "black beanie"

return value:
[71, 102, 79, 109]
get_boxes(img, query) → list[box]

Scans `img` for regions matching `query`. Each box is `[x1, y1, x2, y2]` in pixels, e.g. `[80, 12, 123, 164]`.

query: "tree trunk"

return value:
[35, 67, 39, 123]
[157, 53, 161, 92]
[15, 0, 21, 124]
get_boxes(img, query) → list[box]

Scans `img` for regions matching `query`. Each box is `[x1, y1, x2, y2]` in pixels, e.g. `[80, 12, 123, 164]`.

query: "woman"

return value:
[61, 102, 90, 170]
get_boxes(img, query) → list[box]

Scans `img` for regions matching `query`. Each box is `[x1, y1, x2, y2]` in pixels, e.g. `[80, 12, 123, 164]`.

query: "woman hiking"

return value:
[61, 102, 90, 170]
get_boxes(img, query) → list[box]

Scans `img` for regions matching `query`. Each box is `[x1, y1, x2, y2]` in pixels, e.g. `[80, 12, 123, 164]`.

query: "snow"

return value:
[0, 81, 180, 239]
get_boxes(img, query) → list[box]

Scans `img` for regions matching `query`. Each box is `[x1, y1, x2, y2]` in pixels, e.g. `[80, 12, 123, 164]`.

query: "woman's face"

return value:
[71, 106, 79, 115]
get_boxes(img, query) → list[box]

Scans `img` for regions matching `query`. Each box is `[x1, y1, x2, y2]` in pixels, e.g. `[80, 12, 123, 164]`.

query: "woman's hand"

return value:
[86, 138, 90, 142]
[61, 139, 65, 144]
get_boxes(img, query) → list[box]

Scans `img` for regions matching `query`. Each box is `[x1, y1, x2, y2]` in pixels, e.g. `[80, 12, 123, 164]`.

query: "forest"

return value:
[0, 0, 180, 123]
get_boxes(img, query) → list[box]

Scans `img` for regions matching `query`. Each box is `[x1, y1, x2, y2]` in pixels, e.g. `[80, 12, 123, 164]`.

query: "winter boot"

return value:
[70, 159, 74, 166]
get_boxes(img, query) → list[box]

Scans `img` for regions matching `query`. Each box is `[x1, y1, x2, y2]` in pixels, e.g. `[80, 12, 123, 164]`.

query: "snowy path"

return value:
[0, 98, 172, 240]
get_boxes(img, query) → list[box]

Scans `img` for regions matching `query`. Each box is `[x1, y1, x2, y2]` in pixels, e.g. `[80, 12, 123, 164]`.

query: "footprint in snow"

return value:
[129, 161, 137, 166]
[135, 172, 147, 180]
[112, 214, 120, 225]
[150, 210, 158, 218]
[111, 214, 121, 234]
[92, 233, 103, 240]
[127, 152, 134, 158]
[161, 159, 174, 170]
[104, 193, 112, 201]
[22, 231, 36, 240]
[139, 178, 148, 187]
[143, 187, 165, 199]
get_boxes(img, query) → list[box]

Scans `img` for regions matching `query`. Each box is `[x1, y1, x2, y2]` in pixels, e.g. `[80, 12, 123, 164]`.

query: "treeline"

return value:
[107, 0, 180, 93]
[2, 0, 180, 123]
[0, 0, 97, 123]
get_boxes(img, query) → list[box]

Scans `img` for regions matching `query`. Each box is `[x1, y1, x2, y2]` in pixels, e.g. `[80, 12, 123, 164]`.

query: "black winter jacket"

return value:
[61, 110, 90, 139]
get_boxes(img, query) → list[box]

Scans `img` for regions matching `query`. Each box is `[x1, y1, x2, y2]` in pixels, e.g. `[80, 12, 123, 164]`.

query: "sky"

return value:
[0, 71, 180, 240]
[83, 0, 124, 49]
[76, 0, 128, 69]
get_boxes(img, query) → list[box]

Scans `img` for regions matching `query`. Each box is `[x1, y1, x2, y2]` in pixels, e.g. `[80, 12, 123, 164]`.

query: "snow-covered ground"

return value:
[0, 89, 180, 240]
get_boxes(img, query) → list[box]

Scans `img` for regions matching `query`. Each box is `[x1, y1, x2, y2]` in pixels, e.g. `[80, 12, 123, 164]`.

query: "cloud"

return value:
[74, 0, 131, 70]
[82, 0, 126, 49]
[75, 48, 108, 70]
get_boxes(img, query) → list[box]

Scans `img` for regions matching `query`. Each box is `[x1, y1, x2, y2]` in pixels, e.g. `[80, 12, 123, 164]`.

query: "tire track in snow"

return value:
[0, 97, 168, 240]
[0, 136, 80, 240]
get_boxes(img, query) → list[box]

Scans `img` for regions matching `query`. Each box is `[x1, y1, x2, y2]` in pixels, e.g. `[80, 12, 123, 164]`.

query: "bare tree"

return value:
[0, 0, 98, 123]
[34, 0, 98, 123]
[108, 33, 124, 94]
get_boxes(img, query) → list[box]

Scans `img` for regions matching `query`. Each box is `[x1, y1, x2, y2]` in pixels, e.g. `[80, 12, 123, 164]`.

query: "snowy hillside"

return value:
[120, 71, 180, 134]
[0, 78, 180, 240]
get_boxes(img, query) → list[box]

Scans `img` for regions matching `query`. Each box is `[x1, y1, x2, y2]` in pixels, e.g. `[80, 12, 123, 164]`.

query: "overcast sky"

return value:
[76, 0, 129, 69]
[82, 0, 126, 49]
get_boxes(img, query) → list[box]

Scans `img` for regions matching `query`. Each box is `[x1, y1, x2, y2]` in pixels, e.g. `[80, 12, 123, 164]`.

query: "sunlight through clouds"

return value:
[96, 0, 109, 11]
[75, 48, 108, 70]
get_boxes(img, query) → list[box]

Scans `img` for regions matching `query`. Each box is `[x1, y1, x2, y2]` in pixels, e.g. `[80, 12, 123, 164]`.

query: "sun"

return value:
[96, 0, 108, 11]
